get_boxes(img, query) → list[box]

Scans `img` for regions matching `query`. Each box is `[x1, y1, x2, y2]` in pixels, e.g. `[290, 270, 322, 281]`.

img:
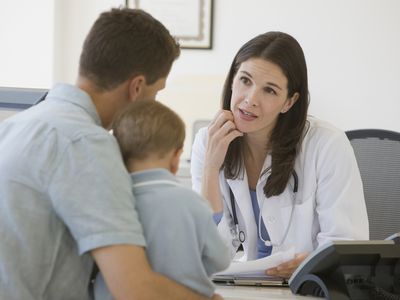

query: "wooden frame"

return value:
[126, 0, 214, 49]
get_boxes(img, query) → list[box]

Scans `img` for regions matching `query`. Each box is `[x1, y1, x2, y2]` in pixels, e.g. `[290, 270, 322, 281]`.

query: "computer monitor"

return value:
[0, 86, 48, 110]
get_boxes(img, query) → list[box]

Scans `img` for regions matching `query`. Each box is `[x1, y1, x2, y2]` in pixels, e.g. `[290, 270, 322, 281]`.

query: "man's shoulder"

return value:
[6, 102, 109, 143]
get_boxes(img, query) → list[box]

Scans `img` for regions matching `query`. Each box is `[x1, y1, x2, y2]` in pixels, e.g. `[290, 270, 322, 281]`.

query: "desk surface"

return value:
[216, 285, 317, 300]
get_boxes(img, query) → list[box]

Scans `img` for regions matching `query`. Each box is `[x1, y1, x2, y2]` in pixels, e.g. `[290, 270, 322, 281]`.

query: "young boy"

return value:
[94, 100, 230, 299]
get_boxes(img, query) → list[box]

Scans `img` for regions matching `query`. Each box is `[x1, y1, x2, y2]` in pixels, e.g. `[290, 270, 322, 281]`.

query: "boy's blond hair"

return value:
[112, 100, 185, 164]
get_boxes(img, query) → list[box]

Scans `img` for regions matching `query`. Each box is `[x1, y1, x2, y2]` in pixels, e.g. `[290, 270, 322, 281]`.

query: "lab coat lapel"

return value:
[258, 154, 295, 254]
[258, 154, 272, 183]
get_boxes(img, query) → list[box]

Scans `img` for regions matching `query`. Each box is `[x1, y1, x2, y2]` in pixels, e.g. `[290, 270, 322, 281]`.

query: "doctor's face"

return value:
[230, 58, 297, 136]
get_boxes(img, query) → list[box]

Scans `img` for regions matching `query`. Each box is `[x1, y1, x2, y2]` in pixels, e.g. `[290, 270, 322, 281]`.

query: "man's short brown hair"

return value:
[79, 8, 180, 90]
[112, 100, 185, 163]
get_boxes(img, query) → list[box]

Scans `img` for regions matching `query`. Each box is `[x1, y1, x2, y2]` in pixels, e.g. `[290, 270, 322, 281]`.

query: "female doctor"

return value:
[190, 31, 369, 278]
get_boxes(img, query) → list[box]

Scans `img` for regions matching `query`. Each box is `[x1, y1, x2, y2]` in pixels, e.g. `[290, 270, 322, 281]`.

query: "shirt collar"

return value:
[46, 83, 102, 126]
[130, 168, 178, 185]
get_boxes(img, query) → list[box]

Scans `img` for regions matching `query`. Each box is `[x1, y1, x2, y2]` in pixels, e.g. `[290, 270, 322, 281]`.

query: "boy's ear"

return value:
[128, 75, 146, 102]
[170, 147, 183, 175]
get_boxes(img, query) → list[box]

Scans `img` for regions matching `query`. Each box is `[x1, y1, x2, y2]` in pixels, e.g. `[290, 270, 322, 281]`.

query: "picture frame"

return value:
[126, 0, 214, 49]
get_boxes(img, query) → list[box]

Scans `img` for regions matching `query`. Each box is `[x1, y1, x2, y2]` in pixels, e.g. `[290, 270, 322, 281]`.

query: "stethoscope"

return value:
[229, 170, 298, 249]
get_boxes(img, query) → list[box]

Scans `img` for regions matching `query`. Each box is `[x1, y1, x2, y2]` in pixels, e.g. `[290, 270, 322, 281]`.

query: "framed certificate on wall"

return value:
[126, 0, 214, 49]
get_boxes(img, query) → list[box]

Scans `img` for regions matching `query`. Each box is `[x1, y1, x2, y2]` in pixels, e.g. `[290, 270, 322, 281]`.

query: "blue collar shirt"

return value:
[0, 84, 145, 300]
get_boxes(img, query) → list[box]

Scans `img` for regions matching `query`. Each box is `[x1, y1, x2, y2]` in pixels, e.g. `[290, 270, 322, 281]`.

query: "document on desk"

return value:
[216, 247, 295, 276]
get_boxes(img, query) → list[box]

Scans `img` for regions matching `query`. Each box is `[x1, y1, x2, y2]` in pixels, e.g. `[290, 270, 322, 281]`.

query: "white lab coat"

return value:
[191, 116, 369, 261]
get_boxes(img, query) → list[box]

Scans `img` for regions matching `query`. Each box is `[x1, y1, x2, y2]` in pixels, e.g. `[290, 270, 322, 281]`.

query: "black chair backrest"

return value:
[346, 129, 400, 240]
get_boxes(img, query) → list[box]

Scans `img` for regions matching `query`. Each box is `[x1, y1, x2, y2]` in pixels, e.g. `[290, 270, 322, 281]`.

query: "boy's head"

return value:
[113, 100, 185, 174]
[79, 8, 180, 91]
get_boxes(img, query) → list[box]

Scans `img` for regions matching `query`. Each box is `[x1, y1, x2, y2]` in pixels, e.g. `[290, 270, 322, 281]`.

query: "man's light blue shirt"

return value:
[0, 84, 145, 300]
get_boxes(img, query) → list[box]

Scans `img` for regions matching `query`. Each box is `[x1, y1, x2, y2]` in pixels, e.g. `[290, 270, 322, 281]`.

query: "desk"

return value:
[216, 285, 317, 300]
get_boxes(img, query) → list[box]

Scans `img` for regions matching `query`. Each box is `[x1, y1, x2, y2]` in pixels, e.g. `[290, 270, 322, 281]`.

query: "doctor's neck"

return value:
[244, 131, 271, 158]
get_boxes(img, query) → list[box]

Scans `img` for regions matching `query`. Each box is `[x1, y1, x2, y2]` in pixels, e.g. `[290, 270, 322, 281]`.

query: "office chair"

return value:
[0, 86, 48, 110]
[346, 129, 400, 240]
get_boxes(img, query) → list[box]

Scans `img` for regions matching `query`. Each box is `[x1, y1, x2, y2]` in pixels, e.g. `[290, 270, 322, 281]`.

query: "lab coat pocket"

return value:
[280, 195, 315, 253]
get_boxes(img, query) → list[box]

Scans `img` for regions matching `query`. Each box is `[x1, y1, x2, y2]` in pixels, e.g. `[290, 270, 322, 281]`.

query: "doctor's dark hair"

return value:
[79, 8, 180, 91]
[112, 101, 185, 164]
[221, 32, 309, 197]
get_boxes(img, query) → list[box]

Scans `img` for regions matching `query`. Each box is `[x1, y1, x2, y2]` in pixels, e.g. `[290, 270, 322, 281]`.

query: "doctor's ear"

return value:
[281, 92, 299, 114]
[127, 75, 146, 102]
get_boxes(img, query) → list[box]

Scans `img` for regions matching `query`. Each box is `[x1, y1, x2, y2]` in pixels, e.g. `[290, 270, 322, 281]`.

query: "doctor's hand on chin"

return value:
[205, 109, 243, 171]
[202, 109, 243, 212]
[265, 252, 309, 279]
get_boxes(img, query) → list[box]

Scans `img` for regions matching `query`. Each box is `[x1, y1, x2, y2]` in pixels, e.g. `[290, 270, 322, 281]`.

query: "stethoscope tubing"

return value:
[229, 170, 298, 247]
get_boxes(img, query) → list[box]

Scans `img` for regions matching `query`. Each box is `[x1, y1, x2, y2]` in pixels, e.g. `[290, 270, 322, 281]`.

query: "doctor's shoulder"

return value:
[191, 126, 209, 163]
[300, 116, 351, 155]
[193, 126, 209, 147]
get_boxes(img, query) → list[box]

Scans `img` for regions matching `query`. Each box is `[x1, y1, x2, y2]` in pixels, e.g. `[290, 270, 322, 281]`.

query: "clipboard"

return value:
[212, 247, 295, 287]
[212, 273, 288, 287]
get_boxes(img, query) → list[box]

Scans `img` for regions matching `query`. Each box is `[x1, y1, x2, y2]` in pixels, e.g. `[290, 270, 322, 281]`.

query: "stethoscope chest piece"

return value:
[239, 230, 245, 243]
[231, 225, 246, 247]
[232, 230, 245, 248]
[228, 169, 298, 249]
[232, 238, 240, 248]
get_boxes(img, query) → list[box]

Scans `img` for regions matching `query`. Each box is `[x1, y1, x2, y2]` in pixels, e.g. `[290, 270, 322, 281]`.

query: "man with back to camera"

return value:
[0, 8, 224, 300]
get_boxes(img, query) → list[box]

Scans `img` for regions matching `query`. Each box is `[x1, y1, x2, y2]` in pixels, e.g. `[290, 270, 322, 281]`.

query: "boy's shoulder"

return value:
[161, 184, 211, 211]
[135, 183, 212, 217]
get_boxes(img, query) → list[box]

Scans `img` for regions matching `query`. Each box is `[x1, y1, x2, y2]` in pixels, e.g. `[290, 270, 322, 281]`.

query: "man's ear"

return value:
[170, 147, 183, 175]
[281, 92, 299, 114]
[128, 75, 146, 102]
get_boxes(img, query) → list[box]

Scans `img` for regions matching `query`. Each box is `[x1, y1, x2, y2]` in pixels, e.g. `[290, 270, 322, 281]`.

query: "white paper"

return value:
[216, 247, 295, 276]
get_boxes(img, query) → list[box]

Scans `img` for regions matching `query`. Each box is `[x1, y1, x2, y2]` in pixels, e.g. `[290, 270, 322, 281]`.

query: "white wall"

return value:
[165, 0, 400, 158]
[0, 0, 54, 88]
[2, 0, 400, 159]
[53, 0, 124, 83]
